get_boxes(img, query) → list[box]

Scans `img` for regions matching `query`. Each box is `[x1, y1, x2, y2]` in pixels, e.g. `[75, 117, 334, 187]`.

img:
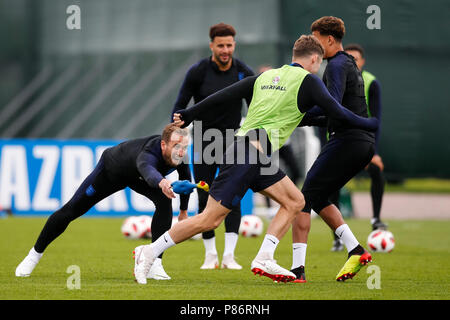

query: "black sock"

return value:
[348, 244, 365, 258]
[333, 230, 339, 241]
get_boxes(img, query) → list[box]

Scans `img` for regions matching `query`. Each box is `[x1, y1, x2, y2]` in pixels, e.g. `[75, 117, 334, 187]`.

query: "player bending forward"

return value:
[16, 124, 191, 281]
[133, 35, 378, 284]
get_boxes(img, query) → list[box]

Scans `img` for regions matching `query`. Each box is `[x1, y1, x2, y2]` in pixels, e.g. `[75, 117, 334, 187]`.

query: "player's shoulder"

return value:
[301, 73, 327, 91]
[327, 52, 349, 69]
[328, 52, 360, 80]
[362, 70, 377, 83]
[141, 135, 162, 153]
[186, 58, 209, 76]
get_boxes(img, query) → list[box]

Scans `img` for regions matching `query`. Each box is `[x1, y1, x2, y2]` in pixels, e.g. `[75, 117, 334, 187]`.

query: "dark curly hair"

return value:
[209, 23, 236, 41]
[311, 16, 345, 41]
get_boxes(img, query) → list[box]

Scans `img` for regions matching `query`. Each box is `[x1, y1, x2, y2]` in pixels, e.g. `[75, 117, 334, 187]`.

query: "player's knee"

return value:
[297, 193, 305, 212]
[285, 196, 304, 215]
[210, 219, 222, 230]
[293, 193, 305, 213]
[198, 211, 222, 231]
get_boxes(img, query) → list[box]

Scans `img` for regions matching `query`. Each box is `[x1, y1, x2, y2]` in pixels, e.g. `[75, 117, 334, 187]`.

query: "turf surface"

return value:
[1, 216, 449, 300]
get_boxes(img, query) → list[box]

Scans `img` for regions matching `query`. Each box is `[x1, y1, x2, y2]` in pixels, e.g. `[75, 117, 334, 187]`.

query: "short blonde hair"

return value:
[292, 35, 325, 59]
[161, 123, 188, 143]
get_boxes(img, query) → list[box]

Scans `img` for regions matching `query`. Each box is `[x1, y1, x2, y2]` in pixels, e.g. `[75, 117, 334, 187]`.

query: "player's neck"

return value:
[291, 58, 306, 68]
[326, 43, 344, 59]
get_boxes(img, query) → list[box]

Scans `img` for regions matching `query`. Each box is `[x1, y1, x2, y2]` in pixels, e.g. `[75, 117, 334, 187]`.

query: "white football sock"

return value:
[203, 237, 217, 256]
[223, 232, 238, 257]
[29, 247, 43, 262]
[256, 234, 279, 260]
[335, 224, 359, 253]
[150, 231, 175, 257]
[291, 243, 307, 270]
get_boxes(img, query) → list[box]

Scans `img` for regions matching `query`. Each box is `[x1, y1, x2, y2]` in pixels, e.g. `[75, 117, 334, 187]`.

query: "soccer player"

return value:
[290, 17, 376, 283]
[328, 43, 388, 252]
[133, 34, 378, 285]
[15, 124, 191, 280]
[344, 43, 387, 231]
[171, 22, 254, 270]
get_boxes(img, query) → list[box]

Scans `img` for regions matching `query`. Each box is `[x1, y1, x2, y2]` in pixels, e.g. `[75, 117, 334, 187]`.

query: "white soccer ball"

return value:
[367, 230, 395, 253]
[121, 215, 151, 240]
[239, 215, 264, 237]
[140, 215, 152, 239]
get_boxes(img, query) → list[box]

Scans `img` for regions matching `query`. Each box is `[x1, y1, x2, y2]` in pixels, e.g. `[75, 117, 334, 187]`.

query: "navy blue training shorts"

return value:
[209, 137, 286, 210]
[302, 136, 375, 213]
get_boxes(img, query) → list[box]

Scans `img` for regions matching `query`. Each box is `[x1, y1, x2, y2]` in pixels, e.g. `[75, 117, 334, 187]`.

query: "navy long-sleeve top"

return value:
[171, 57, 254, 132]
[322, 51, 375, 142]
[103, 135, 191, 210]
[175, 64, 378, 143]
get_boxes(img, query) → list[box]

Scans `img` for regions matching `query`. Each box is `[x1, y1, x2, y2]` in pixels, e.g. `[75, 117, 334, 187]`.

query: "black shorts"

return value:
[209, 137, 286, 210]
[302, 136, 375, 213]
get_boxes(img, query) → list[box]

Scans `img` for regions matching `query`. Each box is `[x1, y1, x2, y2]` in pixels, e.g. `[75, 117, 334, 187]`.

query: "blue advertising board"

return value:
[0, 139, 253, 217]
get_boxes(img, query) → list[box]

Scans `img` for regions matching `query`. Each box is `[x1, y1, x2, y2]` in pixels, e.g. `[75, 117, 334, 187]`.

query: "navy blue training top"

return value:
[323, 51, 375, 142]
[102, 135, 191, 210]
[171, 57, 254, 132]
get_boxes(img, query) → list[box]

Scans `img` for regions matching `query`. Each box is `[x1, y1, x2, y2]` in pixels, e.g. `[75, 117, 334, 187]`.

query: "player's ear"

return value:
[161, 139, 167, 152]
[327, 35, 334, 46]
[360, 57, 366, 67]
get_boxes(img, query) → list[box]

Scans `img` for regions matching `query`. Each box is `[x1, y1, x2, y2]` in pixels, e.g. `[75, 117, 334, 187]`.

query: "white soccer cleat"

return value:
[200, 253, 219, 269]
[221, 254, 242, 270]
[251, 253, 296, 283]
[15, 255, 39, 277]
[147, 258, 171, 280]
[133, 245, 156, 284]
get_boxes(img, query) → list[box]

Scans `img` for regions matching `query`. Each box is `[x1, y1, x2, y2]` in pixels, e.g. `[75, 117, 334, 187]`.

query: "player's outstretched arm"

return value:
[173, 75, 257, 128]
[298, 113, 328, 127]
[300, 74, 378, 132]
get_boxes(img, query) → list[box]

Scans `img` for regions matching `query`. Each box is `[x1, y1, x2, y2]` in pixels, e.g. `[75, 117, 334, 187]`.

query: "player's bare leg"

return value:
[169, 196, 231, 243]
[134, 196, 230, 284]
[251, 176, 305, 283]
[290, 211, 311, 283]
[317, 204, 345, 231]
[261, 176, 305, 239]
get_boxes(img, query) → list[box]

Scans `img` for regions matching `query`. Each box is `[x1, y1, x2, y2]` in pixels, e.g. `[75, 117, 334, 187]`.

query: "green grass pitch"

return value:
[1, 216, 449, 300]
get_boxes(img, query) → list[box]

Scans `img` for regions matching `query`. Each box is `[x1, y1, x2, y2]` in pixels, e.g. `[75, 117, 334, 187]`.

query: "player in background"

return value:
[344, 43, 387, 231]
[290, 17, 376, 283]
[133, 35, 378, 285]
[171, 23, 254, 270]
[16, 124, 191, 280]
